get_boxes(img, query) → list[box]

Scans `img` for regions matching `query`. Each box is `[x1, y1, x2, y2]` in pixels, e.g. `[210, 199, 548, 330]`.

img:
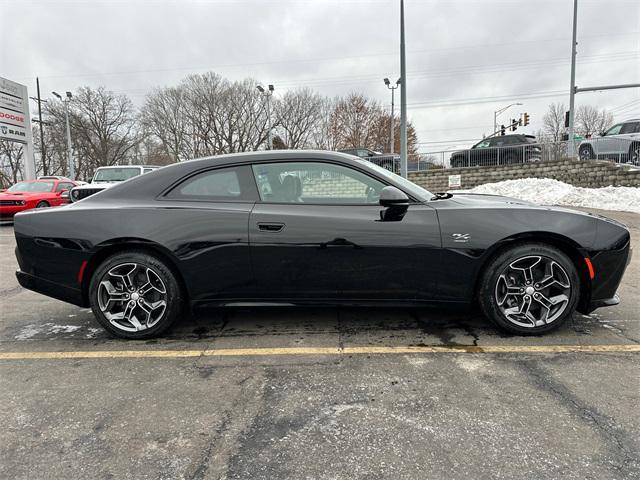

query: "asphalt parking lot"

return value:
[0, 207, 639, 480]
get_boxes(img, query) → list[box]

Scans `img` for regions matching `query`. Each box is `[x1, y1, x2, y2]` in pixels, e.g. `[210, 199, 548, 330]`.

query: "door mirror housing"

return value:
[60, 190, 70, 199]
[379, 186, 409, 221]
[379, 186, 409, 207]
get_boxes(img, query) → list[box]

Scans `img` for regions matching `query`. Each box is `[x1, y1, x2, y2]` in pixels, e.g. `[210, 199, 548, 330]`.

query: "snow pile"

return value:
[456, 178, 640, 213]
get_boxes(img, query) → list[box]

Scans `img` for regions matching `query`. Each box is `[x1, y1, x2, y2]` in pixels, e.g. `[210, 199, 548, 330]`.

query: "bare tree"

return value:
[575, 105, 614, 137]
[542, 102, 566, 142]
[0, 140, 24, 187]
[141, 86, 192, 162]
[45, 87, 140, 180]
[274, 88, 324, 149]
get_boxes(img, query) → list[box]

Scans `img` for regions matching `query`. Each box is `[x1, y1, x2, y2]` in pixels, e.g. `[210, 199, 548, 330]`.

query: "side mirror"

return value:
[379, 186, 409, 221]
[60, 190, 70, 199]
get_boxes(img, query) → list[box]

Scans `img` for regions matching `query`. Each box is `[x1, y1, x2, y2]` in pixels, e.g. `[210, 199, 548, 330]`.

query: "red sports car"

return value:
[0, 178, 78, 220]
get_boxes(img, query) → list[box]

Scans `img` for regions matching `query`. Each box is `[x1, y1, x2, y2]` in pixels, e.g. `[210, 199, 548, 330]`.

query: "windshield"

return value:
[93, 167, 141, 182]
[8, 181, 54, 193]
[355, 159, 432, 202]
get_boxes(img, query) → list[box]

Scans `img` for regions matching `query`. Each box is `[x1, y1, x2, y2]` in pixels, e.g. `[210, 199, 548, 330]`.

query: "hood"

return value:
[445, 192, 594, 217]
[73, 182, 117, 190]
[448, 192, 537, 208]
[0, 191, 47, 199]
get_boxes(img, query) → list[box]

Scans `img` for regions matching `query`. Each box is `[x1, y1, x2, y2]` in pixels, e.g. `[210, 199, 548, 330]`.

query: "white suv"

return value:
[70, 165, 160, 202]
[578, 119, 640, 165]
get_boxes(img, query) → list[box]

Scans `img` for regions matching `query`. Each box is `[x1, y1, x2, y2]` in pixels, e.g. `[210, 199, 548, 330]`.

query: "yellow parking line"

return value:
[0, 344, 638, 360]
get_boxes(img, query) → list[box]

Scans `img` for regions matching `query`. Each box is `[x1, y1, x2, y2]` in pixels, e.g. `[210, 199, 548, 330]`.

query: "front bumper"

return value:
[582, 242, 632, 314]
[16, 270, 86, 307]
[0, 205, 28, 219]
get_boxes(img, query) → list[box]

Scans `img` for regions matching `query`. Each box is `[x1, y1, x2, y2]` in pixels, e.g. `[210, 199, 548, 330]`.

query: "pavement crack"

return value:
[189, 411, 231, 480]
[519, 360, 638, 475]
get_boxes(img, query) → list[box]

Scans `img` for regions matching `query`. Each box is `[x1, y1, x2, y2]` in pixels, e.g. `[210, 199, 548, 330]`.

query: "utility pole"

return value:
[257, 84, 274, 150]
[567, 0, 578, 157]
[399, 0, 408, 178]
[384, 77, 401, 154]
[52, 91, 74, 180]
[29, 78, 49, 175]
[36, 78, 46, 175]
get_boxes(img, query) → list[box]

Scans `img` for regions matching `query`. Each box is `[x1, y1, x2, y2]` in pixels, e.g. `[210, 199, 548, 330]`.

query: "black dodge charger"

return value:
[14, 151, 631, 339]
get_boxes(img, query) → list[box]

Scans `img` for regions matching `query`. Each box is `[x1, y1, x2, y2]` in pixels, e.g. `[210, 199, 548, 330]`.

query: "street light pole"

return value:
[399, 0, 408, 178]
[567, 0, 578, 157]
[384, 77, 401, 154]
[493, 102, 523, 133]
[52, 91, 74, 180]
[257, 84, 274, 150]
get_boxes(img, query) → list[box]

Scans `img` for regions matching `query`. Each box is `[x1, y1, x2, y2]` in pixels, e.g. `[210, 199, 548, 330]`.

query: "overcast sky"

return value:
[2, 0, 639, 152]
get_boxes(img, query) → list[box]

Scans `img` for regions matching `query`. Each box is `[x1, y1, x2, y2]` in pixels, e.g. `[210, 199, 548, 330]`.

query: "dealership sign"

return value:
[0, 76, 36, 179]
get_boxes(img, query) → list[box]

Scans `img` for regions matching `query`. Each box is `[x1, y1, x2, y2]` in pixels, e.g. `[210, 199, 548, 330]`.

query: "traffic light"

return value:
[510, 119, 517, 132]
[500, 125, 506, 136]
[522, 112, 530, 126]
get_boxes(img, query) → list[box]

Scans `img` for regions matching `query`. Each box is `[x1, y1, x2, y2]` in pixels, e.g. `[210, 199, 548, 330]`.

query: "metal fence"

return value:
[412, 137, 640, 171]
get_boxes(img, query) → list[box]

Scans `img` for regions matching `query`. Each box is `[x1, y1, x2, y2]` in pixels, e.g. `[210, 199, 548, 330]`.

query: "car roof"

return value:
[85, 150, 366, 201]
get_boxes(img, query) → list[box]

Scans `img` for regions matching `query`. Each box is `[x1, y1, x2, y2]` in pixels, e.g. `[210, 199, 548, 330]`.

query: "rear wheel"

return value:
[89, 251, 183, 339]
[36, 201, 49, 208]
[579, 145, 595, 160]
[478, 243, 580, 335]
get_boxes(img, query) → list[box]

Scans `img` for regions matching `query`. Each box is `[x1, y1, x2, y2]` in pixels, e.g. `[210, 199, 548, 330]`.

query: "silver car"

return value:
[578, 118, 640, 165]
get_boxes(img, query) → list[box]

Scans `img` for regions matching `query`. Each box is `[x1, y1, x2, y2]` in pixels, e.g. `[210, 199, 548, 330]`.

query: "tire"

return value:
[579, 145, 594, 160]
[36, 201, 49, 208]
[451, 158, 464, 168]
[89, 250, 183, 339]
[629, 143, 640, 166]
[502, 153, 518, 165]
[478, 243, 580, 335]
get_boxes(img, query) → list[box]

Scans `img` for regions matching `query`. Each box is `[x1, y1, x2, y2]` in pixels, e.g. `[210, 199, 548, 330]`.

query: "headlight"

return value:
[19, 200, 26, 205]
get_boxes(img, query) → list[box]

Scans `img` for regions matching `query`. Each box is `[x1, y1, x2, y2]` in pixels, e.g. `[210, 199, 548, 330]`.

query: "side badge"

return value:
[452, 233, 471, 243]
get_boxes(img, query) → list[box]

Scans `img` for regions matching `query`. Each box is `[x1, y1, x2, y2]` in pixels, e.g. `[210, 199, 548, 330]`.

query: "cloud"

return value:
[2, 0, 638, 152]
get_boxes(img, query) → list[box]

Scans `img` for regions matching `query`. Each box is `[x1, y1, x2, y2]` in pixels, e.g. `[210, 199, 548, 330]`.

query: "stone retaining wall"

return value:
[408, 159, 640, 192]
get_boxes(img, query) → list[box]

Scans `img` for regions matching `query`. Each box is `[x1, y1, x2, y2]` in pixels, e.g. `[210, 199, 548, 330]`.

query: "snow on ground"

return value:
[453, 178, 640, 213]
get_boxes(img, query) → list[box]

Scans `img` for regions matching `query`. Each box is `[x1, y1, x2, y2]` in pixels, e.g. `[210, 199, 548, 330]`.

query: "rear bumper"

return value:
[16, 270, 86, 307]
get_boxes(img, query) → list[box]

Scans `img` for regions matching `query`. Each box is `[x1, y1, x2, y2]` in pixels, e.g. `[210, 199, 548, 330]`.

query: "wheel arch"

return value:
[473, 231, 592, 313]
[81, 238, 189, 307]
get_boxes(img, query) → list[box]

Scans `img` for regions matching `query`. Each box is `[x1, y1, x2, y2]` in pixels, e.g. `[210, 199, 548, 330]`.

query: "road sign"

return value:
[448, 174, 462, 188]
[0, 76, 35, 180]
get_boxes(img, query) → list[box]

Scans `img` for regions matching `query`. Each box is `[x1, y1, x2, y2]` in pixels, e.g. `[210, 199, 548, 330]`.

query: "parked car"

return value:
[70, 165, 160, 202]
[578, 119, 640, 165]
[339, 148, 401, 172]
[450, 135, 542, 168]
[0, 178, 78, 220]
[13, 150, 630, 339]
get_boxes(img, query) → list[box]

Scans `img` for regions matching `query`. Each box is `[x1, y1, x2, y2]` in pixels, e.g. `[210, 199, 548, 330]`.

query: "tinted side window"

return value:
[620, 122, 640, 134]
[56, 182, 74, 192]
[252, 162, 386, 204]
[604, 124, 623, 136]
[167, 166, 257, 202]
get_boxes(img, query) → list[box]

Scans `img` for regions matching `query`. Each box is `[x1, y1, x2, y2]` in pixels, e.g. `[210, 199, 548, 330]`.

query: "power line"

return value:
[15, 32, 638, 82]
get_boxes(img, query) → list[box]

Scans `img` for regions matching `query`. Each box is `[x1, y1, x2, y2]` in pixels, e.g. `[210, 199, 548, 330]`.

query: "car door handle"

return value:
[257, 222, 285, 233]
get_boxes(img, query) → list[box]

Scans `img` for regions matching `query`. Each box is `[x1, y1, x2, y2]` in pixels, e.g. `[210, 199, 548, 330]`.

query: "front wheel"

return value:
[89, 251, 183, 339]
[629, 143, 640, 166]
[36, 201, 49, 208]
[478, 243, 580, 335]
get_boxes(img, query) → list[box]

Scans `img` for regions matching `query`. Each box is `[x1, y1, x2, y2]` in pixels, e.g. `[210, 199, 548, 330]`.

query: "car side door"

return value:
[248, 160, 441, 301]
[158, 165, 258, 302]
[54, 182, 75, 205]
